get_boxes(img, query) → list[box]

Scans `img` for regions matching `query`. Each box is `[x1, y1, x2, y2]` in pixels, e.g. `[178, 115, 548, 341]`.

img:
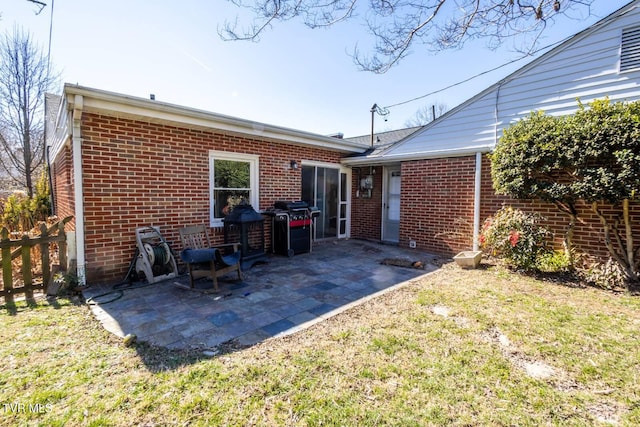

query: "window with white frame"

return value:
[209, 151, 259, 227]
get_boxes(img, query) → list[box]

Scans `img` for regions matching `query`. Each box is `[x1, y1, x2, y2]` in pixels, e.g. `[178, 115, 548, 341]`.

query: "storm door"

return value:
[382, 168, 401, 242]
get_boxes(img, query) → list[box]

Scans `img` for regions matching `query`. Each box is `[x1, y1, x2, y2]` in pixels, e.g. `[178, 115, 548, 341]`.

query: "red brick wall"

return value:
[51, 144, 75, 230]
[478, 154, 640, 262]
[366, 154, 640, 262]
[59, 109, 640, 283]
[71, 112, 343, 284]
[350, 166, 383, 241]
[399, 157, 477, 254]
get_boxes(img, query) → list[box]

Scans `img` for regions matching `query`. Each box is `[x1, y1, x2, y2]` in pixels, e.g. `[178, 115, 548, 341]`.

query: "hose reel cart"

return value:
[134, 226, 178, 284]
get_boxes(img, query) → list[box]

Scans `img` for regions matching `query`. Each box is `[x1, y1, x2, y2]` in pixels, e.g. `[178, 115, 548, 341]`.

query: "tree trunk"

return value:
[22, 83, 33, 197]
[623, 199, 635, 271]
[592, 201, 639, 290]
[563, 213, 577, 267]
[553, 201, 577, 267]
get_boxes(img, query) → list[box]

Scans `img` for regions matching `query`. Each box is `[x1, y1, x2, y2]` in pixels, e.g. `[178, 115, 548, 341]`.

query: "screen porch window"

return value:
[209, 151, 259, 227]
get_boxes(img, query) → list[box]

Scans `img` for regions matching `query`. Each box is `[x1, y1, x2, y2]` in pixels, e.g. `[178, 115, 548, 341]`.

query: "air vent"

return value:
[621, 26, 640, 72]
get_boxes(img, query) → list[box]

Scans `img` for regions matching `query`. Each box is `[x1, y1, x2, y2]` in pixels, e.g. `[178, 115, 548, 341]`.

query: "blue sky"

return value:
[1, 0, 633, 137]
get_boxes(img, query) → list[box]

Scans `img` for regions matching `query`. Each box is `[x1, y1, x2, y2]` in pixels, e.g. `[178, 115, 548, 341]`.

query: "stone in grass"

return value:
[203, 348, 220, 357]
[432, 305, 450, 318]
[381, 258, 425, 269]
[123, 334, 137, 347]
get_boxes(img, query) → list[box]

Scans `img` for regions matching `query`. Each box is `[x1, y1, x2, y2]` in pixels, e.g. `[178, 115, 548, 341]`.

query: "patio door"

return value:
[382, 167, 401, 243]
[302, 164, 350, 239]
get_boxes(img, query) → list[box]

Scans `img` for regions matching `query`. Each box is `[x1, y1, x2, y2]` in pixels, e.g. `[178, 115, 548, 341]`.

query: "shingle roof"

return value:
[345, 126, 423, 147]
[341, 126, 424, 162]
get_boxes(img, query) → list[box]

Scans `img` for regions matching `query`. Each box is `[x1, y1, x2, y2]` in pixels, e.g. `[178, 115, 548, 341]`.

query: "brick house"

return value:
[45, 86, 367, 285]
[46, 1, 640, 285]
[345, 0, 640, 260]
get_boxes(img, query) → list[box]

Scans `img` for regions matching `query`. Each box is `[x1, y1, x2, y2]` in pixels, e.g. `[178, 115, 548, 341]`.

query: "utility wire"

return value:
[383, 37, 571, 110]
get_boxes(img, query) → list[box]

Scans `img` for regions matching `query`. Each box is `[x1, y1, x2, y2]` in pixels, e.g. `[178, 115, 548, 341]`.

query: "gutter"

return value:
[63, 84, 368, 154]
[341, 145, 494, 166]
[71, 94, 87, 286]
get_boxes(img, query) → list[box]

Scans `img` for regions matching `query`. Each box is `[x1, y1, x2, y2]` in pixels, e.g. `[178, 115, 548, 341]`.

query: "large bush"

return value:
[481, 206, 552, 271]
[491, 99, 640, 289]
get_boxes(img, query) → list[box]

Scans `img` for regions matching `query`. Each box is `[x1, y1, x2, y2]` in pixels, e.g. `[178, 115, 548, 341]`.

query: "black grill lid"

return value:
[274, 200, 309, 210]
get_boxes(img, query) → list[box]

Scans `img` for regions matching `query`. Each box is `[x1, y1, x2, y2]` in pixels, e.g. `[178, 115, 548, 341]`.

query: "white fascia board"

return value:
[341, 145, 494, 166]
[63, 84, 368, 154]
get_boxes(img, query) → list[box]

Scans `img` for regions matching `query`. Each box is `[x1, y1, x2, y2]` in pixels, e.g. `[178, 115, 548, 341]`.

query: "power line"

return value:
[383, 38, 570, 110]
[47, 0, 54, 76]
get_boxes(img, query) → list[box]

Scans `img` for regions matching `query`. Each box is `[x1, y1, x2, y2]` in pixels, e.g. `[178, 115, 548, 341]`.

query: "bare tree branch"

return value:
[26, 0, 47, 15]
[404, 101, 448, 126]
[0, 27, 58, 196]
[221, 0, 595, 73]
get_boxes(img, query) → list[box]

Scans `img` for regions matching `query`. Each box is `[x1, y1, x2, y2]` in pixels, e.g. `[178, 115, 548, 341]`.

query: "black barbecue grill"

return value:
[269, 201, 320, 257]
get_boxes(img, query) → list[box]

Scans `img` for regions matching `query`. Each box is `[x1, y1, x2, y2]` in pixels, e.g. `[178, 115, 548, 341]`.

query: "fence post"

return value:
[20, 234, 33, 301]
[58, 221, 68, 272]
[1, 228, 12, 304]
[39, 223, 51, 293]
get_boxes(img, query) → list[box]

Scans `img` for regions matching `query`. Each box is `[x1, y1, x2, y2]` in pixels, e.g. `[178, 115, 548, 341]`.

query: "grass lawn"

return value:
[1, 262, 639, 426]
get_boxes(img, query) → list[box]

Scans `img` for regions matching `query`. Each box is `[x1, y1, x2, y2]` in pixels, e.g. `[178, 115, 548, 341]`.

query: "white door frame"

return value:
[301, 161, 351, 239]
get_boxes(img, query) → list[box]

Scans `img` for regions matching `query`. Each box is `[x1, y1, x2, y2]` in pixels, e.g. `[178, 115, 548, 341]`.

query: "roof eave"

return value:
[63, 84, 368, 154]
[341, 145, 494, 166]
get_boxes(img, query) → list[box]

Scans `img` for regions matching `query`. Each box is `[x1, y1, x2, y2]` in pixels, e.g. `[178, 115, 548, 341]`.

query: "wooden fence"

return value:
[1, 216, 72, 304]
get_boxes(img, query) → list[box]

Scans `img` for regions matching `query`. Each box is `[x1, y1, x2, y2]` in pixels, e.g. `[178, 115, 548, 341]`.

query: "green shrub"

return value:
[581, 258, 626, 291]
[1, 171, 51, 232]
[536, 250, 573, 273]
[481, 206, 552, 271]
[2, 192, 32, 231]
[29, 171, 51, 222]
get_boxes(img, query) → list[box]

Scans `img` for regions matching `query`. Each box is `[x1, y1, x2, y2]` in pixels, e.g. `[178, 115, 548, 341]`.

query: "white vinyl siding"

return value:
[384, 2, 640, 160]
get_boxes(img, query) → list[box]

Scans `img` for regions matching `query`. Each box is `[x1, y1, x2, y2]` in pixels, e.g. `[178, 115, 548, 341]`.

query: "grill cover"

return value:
[224, 202, 263, 223]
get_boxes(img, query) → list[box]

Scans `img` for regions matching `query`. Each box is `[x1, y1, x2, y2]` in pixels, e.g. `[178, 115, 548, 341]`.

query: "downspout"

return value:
[494, 82, 502, 150]
[46, 146, 55, 214]
[72, 94, 86, 286]
[473, 152, 482, 251]
[473, 82, 502, 250]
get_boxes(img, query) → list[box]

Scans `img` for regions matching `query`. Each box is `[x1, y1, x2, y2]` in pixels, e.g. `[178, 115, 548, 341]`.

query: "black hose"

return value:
[86, 247, 184, 305]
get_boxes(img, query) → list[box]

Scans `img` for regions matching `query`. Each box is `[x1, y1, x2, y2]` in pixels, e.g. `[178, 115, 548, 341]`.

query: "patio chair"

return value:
[178, 224, 243, 293]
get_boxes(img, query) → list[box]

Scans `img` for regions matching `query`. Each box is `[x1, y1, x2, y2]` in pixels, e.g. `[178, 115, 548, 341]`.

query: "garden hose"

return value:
[85, 248, 185, 305]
